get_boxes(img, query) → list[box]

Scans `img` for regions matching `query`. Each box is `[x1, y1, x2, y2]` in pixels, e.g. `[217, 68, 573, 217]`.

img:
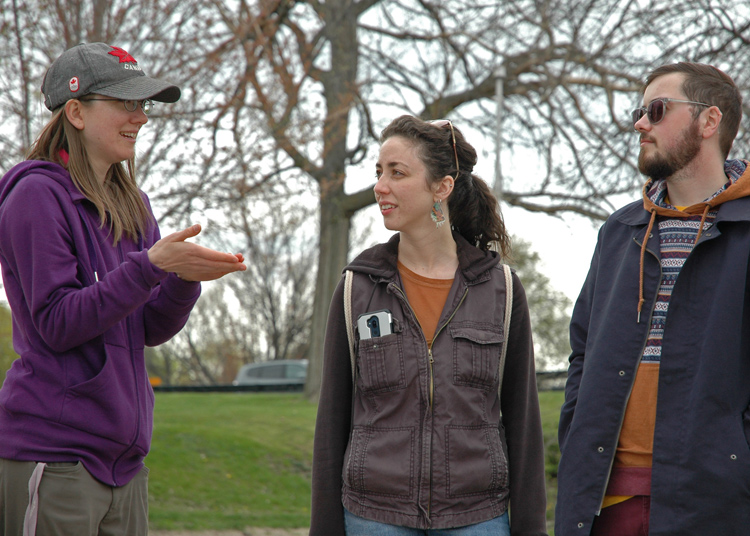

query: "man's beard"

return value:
[638, 120, 702, 181]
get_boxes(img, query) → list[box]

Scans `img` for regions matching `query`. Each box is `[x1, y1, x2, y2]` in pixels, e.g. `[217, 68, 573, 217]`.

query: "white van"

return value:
[232, 359, 308, 391]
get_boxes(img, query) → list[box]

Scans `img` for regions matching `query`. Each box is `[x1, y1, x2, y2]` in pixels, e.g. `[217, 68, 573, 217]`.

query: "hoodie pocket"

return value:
[59, 342, 138, 445]
[450, 323, 504, 390]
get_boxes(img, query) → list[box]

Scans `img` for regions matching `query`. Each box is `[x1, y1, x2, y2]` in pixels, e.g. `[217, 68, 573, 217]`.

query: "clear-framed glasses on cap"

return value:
[429, 119, 459, 180]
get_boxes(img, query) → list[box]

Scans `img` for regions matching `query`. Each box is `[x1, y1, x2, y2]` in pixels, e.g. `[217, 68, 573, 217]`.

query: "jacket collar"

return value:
[345, 232, 500, 284]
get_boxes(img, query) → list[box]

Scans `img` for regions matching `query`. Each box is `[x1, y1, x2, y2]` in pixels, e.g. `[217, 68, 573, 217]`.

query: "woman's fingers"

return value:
[148, 225, 246, 279]
[162, 223, 202, 244]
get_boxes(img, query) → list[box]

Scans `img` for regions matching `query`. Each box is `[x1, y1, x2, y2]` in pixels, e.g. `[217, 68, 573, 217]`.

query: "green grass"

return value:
[148, 392, 317, 530]
[148, 390, 565, 531]
[539, 390, 564, 532]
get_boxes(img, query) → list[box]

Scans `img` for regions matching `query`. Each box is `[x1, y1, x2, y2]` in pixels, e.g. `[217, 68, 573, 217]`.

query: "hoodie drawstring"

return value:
[635, 159, 750, 323]
[637, 209, 657, 323]
[75, 204, 100, 283]
[695, 204, 711, 243]
[637, 203, 712, 323]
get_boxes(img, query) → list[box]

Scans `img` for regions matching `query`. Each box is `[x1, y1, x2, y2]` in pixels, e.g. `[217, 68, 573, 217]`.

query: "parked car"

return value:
[232, 359, 309, 391]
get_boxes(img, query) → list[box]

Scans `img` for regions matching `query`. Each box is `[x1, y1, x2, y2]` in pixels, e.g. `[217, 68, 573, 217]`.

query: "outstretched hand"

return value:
[148, 224, 247, 281]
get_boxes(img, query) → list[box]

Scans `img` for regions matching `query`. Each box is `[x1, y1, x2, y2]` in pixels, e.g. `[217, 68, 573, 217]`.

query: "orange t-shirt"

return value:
[601, 362, 659, 508]
[397, 261, 453, 345]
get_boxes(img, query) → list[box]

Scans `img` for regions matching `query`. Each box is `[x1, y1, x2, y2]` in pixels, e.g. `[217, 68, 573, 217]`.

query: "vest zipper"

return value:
[427, 287, 468, 521]
[111, 239, 143, 486]
[393, 283, 469, 524]
[427, 288, 468, 409]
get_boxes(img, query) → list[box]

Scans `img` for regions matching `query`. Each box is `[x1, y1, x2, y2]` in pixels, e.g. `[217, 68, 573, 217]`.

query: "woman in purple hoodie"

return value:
[0, 43, 246, 535]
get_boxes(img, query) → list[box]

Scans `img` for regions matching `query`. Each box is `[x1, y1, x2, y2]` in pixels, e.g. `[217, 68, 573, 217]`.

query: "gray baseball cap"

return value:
[42, 42, 181, 111]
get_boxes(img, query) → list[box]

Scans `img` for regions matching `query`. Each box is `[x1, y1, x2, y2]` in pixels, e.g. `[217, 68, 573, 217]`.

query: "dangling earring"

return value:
[431, 200, 446, 228]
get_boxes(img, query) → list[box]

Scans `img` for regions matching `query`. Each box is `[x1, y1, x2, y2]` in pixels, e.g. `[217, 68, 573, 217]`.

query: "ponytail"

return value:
[448, 172, 510, 257]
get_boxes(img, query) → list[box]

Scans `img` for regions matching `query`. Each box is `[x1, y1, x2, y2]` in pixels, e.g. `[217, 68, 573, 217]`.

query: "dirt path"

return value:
[152, 529, 307, 536]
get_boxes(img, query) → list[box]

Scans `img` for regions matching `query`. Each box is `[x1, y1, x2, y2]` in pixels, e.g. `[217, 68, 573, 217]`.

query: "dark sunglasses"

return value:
[631, 98, 711, 130]
[429, 119, 459, 179]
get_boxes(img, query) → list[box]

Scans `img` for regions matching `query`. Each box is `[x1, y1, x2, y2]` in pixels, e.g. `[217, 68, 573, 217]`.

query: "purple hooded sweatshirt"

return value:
[0, 160, 200, 486]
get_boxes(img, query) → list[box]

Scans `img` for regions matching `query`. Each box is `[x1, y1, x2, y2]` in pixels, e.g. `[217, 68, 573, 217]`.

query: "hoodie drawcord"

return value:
[638, 209, 657, 323]
[695, 204, 711, 243]
[637, 204, 712, 323]
[75, 204, 100, 283]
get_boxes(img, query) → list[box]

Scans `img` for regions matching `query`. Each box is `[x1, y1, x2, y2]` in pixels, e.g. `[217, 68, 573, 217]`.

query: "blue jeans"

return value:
[344, 509, 511, 536]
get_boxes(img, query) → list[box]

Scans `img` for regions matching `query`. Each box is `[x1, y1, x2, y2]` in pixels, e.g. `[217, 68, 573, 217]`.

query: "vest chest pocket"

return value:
[357, 328, 405, 393]
[450, 323, 504, 389]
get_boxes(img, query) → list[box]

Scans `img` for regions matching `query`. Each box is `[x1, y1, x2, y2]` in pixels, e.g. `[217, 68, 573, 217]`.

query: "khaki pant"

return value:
[0, 458, 148, 536]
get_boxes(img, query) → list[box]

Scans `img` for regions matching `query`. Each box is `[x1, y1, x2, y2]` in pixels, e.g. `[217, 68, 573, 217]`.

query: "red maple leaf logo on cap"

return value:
[108, 46, 137, 64]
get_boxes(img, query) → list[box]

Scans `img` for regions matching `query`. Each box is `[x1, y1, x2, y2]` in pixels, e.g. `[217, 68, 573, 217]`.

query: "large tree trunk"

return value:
[304, 0, 360, 402]
[305, 191, 351, 402]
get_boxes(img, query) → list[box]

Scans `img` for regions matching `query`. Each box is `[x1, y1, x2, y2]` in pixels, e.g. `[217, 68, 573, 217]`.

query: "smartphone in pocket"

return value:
[357, 310, 393, 339]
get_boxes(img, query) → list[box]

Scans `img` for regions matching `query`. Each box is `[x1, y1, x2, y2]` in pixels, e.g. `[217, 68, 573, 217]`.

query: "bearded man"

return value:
[555, 63, 750, 536]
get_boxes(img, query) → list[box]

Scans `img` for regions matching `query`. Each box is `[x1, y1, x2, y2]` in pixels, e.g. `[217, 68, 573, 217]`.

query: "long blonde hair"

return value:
[25, 107, 153, 245]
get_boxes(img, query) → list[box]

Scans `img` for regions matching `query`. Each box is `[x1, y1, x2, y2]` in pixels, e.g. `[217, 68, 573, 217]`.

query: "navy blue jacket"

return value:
[556, 161, 750, 535]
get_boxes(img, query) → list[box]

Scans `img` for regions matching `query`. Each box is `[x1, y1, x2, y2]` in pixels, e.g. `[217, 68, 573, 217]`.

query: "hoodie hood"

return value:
[635, 159, 750, 322]
[641, 159, 750, 217]
[0, 159, 85, 209]
[0, 159, 103, 281]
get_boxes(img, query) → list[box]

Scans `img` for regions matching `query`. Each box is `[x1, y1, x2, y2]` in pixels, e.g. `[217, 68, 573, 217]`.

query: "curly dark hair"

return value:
[380, 115, 511, 257]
